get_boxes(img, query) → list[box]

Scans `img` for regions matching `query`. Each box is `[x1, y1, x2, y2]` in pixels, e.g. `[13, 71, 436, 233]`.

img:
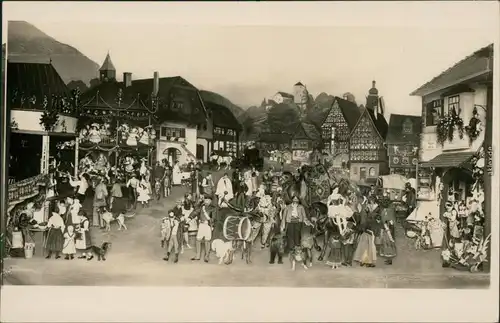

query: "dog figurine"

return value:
[211, 239, 234, 265]
[99, 206, 134, 231]
[289, 246, 308, 271]
[87, 242, 112, 261]
[269, 232, 285, 264]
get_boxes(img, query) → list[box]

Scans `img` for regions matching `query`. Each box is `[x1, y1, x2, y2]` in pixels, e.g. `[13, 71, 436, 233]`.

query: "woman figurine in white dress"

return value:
[136, 176, 151, 207]
[126, 127, 139, 146]
[88, 123, 102, 144]
[172, 160, 182, 186]
[138, 127, 150, 146]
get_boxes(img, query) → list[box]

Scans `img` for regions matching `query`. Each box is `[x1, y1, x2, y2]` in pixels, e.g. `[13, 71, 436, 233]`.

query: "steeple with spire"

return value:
[365, 80, 379, 113]
[99, 52, 116, 82]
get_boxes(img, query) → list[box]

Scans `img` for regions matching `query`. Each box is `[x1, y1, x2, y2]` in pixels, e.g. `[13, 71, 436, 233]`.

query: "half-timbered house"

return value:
[349, 81, 389, 184]
[256, 132, 291, 151]
[386, 114, 421, 178]
[311, 96, 361, 168]
[207, 102, 241, 158]
[291, 122, 322, 163]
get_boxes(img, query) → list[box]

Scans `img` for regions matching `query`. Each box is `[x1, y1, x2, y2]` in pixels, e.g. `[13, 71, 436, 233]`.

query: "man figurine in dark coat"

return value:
[403, 182, 416, 216]
[188, 196, 217, 262]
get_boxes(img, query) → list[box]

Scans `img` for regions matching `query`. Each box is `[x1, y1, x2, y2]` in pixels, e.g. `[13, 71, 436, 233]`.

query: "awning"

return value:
[420, 151, 475, 168]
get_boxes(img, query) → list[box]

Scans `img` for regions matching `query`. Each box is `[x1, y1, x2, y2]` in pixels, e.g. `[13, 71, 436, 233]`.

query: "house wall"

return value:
[417, 82, 488, 222]
[197, 112, 213, 140]
[272, 93, 284, 104]
[349, 162, 381, 184]
[11, 110, 78, 134]
[196, 138, 210, 162]
[156, 121, 197, 165]
[420, 83, 487, 162]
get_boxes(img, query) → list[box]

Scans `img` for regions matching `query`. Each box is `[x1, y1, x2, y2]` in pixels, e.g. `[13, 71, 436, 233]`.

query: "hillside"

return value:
[7, 21, 100, 85]
[199, 90, 245, 119]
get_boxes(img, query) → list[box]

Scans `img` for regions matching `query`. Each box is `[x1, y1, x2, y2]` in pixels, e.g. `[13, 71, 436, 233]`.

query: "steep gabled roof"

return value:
[7, 62, 73, 113]
[295, 82, 304, 86]
[410, 44, 493, 96]
[386, 114, 422, 144]
[307, 96, 361, 131]
[99, 53, 116, 71]
[293, 122, 321, 142]
[205, 101, 242, 131]
[350, 107, 388, 141]
[127, 76, 207, 124]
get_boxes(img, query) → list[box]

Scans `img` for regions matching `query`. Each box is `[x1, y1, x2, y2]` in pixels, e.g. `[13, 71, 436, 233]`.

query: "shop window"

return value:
[447, 95, 460, 116]
[368, 167, 376, 177]
[425, 99, 443, 126]
[161, 126, 186, 138]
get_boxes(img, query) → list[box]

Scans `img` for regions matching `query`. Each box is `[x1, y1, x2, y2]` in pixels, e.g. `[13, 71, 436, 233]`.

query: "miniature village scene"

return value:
[2, 21, 493, 287]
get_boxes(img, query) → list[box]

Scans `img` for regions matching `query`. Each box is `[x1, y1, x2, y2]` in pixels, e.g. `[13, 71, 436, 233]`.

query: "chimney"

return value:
[123, 72, 132, 87]
[153, 71, 159, 96]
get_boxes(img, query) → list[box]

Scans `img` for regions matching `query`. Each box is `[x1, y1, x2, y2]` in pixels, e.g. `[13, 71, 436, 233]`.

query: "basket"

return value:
[24, 242, 35, 259]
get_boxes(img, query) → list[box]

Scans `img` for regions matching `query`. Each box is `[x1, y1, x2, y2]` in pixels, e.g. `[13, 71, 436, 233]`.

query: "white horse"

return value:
[211, 153, 233, 170]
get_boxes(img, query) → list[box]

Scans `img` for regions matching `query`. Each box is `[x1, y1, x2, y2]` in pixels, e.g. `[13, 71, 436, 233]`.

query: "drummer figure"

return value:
[187, 196, 216, 263]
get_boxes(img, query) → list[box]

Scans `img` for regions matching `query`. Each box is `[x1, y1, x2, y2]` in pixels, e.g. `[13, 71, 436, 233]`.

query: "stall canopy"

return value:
[420, 151, 475, 169]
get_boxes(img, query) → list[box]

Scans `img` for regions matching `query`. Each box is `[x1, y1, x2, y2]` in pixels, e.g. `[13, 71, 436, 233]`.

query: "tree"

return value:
[67, 80, 88, 92]
[267, 103, 300, 133]
[89, 78, 101, 89]
[342, 92, 357, 104]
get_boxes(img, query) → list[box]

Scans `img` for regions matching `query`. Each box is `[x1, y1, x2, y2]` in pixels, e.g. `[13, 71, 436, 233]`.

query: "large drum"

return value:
[223, 216, 251, 241]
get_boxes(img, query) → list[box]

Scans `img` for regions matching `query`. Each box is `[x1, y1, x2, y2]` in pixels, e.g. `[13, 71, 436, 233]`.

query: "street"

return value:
[2, 168, 490, 288]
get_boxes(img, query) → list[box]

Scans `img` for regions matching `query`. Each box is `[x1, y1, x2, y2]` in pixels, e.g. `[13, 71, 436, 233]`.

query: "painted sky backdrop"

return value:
[3, 2, 498, 116]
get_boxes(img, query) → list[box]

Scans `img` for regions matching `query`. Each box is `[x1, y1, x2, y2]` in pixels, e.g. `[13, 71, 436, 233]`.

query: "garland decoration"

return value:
[464, 107, 482, 144]
[436, 108, 464, 146]
[39, 95, 59, 132]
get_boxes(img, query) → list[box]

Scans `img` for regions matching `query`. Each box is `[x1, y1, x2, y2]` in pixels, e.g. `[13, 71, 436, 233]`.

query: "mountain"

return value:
[7, 21, 100, 86]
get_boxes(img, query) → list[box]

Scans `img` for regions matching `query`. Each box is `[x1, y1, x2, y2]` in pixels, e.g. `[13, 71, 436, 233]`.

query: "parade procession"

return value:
[2, 21, 493, 287]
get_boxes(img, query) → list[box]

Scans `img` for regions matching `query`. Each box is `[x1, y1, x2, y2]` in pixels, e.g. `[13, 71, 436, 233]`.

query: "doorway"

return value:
[9, 133, 42, 182]
[359, 167, 367, 181]
[163, 147, 182, 166]
[196, 144, 205, 162]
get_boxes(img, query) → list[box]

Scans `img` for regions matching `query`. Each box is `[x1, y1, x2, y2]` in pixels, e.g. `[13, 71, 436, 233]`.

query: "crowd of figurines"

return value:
[78, 122, 156, 146]
[407, 147, 488, 272]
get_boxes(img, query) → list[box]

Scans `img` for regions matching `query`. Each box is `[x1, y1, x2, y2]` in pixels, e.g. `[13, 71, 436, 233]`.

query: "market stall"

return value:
[75, 85, 159, 182]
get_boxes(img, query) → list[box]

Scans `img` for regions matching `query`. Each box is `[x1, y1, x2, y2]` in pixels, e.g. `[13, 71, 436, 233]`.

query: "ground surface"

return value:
[2, 165, 490, 288]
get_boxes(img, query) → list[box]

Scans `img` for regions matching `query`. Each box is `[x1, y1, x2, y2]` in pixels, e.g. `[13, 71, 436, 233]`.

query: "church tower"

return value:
[293, 81, 309, 114]
[99, 53, 116, 82]
[365, 80, 379, 113]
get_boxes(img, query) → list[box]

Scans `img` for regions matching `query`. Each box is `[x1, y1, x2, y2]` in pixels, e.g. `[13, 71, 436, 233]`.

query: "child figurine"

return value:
[327, 231, 343, 269]
[109, 178, 123, 209]
[62, 225, 77, 260]
[457, 200, 468, 228]
[163, 211, 180, 263]
[341, 218, 356, 266]
[160, 217, 169, 248]
[443, 201, 460, 241]
[136, 175, 151, 207]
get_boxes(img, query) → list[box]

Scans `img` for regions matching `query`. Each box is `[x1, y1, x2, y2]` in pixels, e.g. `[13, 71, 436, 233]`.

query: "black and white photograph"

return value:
[1, 1, 498, 322]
